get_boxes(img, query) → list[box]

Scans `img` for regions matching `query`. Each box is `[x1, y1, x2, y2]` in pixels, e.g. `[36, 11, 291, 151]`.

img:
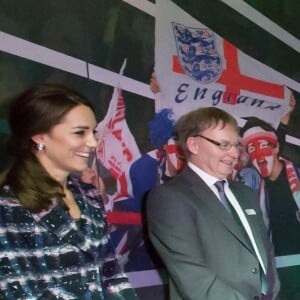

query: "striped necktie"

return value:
[214, 180, 232, 213]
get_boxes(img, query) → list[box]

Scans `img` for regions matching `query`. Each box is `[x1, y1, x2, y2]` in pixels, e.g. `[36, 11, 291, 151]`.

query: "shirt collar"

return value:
[188, 161, 228, 189]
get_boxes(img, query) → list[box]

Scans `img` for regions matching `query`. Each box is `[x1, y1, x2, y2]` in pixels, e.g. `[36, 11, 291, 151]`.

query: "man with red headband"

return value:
[241, 117, 300, 300]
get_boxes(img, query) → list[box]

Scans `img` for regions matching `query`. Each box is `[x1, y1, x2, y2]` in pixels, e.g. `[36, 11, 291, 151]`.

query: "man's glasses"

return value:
[193, 134, 244, 151]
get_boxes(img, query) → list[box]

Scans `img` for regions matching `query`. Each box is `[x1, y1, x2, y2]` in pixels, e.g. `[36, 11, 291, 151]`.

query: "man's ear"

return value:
[186, 136, 199, 155]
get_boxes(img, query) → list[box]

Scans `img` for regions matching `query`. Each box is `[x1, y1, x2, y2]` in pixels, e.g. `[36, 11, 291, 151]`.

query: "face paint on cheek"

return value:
[250, 148, 274, 178]
[248, 146, 273, 162]
[176, 156, 184, 171]
[168, 153, 180, 170]
[166, 142, 185, 171]
[252, 159, 268, 177]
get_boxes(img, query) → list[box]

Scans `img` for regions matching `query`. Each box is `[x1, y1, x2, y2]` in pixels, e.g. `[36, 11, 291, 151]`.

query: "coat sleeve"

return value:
[101, 233, 139, 299]
[76, 182, 139, 300]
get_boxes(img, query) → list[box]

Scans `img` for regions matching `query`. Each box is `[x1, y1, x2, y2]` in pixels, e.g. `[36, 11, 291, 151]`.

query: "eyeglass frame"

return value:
[192, 134, 244, 151]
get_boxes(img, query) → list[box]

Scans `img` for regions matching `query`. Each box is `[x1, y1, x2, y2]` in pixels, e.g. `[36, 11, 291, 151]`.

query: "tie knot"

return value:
[214, 180, 226, 192]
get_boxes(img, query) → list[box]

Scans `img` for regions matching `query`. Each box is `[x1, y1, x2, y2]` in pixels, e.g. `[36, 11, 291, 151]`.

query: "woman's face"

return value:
[35, 104, 97, 180]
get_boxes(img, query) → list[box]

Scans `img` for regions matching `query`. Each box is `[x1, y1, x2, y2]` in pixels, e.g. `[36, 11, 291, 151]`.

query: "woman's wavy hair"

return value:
[4, 83, 94, 212]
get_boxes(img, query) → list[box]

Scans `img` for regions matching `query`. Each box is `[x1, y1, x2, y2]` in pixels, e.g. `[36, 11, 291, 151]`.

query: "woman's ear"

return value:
[31, 134, 45, 145]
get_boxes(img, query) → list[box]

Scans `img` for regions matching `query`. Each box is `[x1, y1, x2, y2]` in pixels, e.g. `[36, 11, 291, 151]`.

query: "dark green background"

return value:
[0, 1, 299, 173]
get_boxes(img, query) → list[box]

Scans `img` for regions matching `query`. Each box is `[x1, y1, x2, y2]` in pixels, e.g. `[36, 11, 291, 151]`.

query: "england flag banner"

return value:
[154, 0, 291, 128]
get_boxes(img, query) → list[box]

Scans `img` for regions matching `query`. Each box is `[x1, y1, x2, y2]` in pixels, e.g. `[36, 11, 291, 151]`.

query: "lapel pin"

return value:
[245, 209, 256, 215]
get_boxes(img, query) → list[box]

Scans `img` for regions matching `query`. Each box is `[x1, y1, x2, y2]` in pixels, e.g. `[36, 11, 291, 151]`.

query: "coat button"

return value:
[251, 267, 258, 274]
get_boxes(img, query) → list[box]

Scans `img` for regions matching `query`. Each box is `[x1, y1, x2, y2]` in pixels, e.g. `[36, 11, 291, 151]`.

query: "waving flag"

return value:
[95, 60, 141, 201]
[154, 0, 291, 128]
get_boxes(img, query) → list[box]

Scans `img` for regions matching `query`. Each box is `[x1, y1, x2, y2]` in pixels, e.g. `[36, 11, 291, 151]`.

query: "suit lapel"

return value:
[229, 182, 268, 268]
[182, 167, 254, 251]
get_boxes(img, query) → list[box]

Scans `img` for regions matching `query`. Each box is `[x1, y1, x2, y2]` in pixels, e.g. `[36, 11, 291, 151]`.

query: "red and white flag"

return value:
[154, 0, 292, 128]
[95, 61, 141, 201]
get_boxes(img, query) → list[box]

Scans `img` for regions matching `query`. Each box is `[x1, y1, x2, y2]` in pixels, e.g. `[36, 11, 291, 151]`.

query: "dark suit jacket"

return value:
[147, 166, 280, 300]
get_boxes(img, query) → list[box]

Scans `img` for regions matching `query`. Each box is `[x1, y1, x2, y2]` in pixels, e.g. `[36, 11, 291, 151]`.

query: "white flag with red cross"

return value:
[154, 0, 292, 128]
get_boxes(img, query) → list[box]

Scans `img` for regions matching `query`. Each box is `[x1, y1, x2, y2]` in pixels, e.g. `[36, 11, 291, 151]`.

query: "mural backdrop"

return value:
[0, 1, 300, 299]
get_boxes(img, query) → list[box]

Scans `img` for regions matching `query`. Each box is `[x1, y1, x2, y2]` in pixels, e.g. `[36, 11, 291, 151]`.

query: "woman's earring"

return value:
[36, 143, 45, 151]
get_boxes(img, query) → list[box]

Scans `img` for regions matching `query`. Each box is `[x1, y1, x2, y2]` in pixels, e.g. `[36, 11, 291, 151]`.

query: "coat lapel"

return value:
[182, 167, 256, 253]
[230, 182, 268, 267]
[33, 203, 87, 250]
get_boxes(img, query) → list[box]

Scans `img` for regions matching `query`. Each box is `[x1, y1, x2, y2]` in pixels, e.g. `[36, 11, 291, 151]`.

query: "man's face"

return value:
[188, 122, 241, 179]
[246, 137, 278, 178]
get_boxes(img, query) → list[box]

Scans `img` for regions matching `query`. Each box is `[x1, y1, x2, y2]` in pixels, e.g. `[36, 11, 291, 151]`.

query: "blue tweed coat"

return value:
[0, 176, 138, 299]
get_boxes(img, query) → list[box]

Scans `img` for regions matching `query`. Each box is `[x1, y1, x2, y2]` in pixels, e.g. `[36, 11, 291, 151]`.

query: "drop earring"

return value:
[36, 143, 45, 151]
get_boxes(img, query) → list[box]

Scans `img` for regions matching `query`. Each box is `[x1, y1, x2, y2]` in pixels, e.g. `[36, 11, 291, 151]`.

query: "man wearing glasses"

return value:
[147, 107, 280, 300]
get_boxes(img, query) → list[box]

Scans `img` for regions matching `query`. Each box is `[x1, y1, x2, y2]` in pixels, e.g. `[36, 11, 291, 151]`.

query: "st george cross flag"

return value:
[95, 61, 141, 201]
[154, 0, 291, 128]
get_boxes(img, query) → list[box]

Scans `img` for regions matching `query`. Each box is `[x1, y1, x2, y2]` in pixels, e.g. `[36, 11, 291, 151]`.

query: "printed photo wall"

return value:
[0, 1, 300, 299]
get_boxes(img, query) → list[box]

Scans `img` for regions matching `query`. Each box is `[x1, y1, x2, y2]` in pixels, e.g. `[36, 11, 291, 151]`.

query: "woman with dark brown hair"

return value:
[0, 83, 138, 299]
